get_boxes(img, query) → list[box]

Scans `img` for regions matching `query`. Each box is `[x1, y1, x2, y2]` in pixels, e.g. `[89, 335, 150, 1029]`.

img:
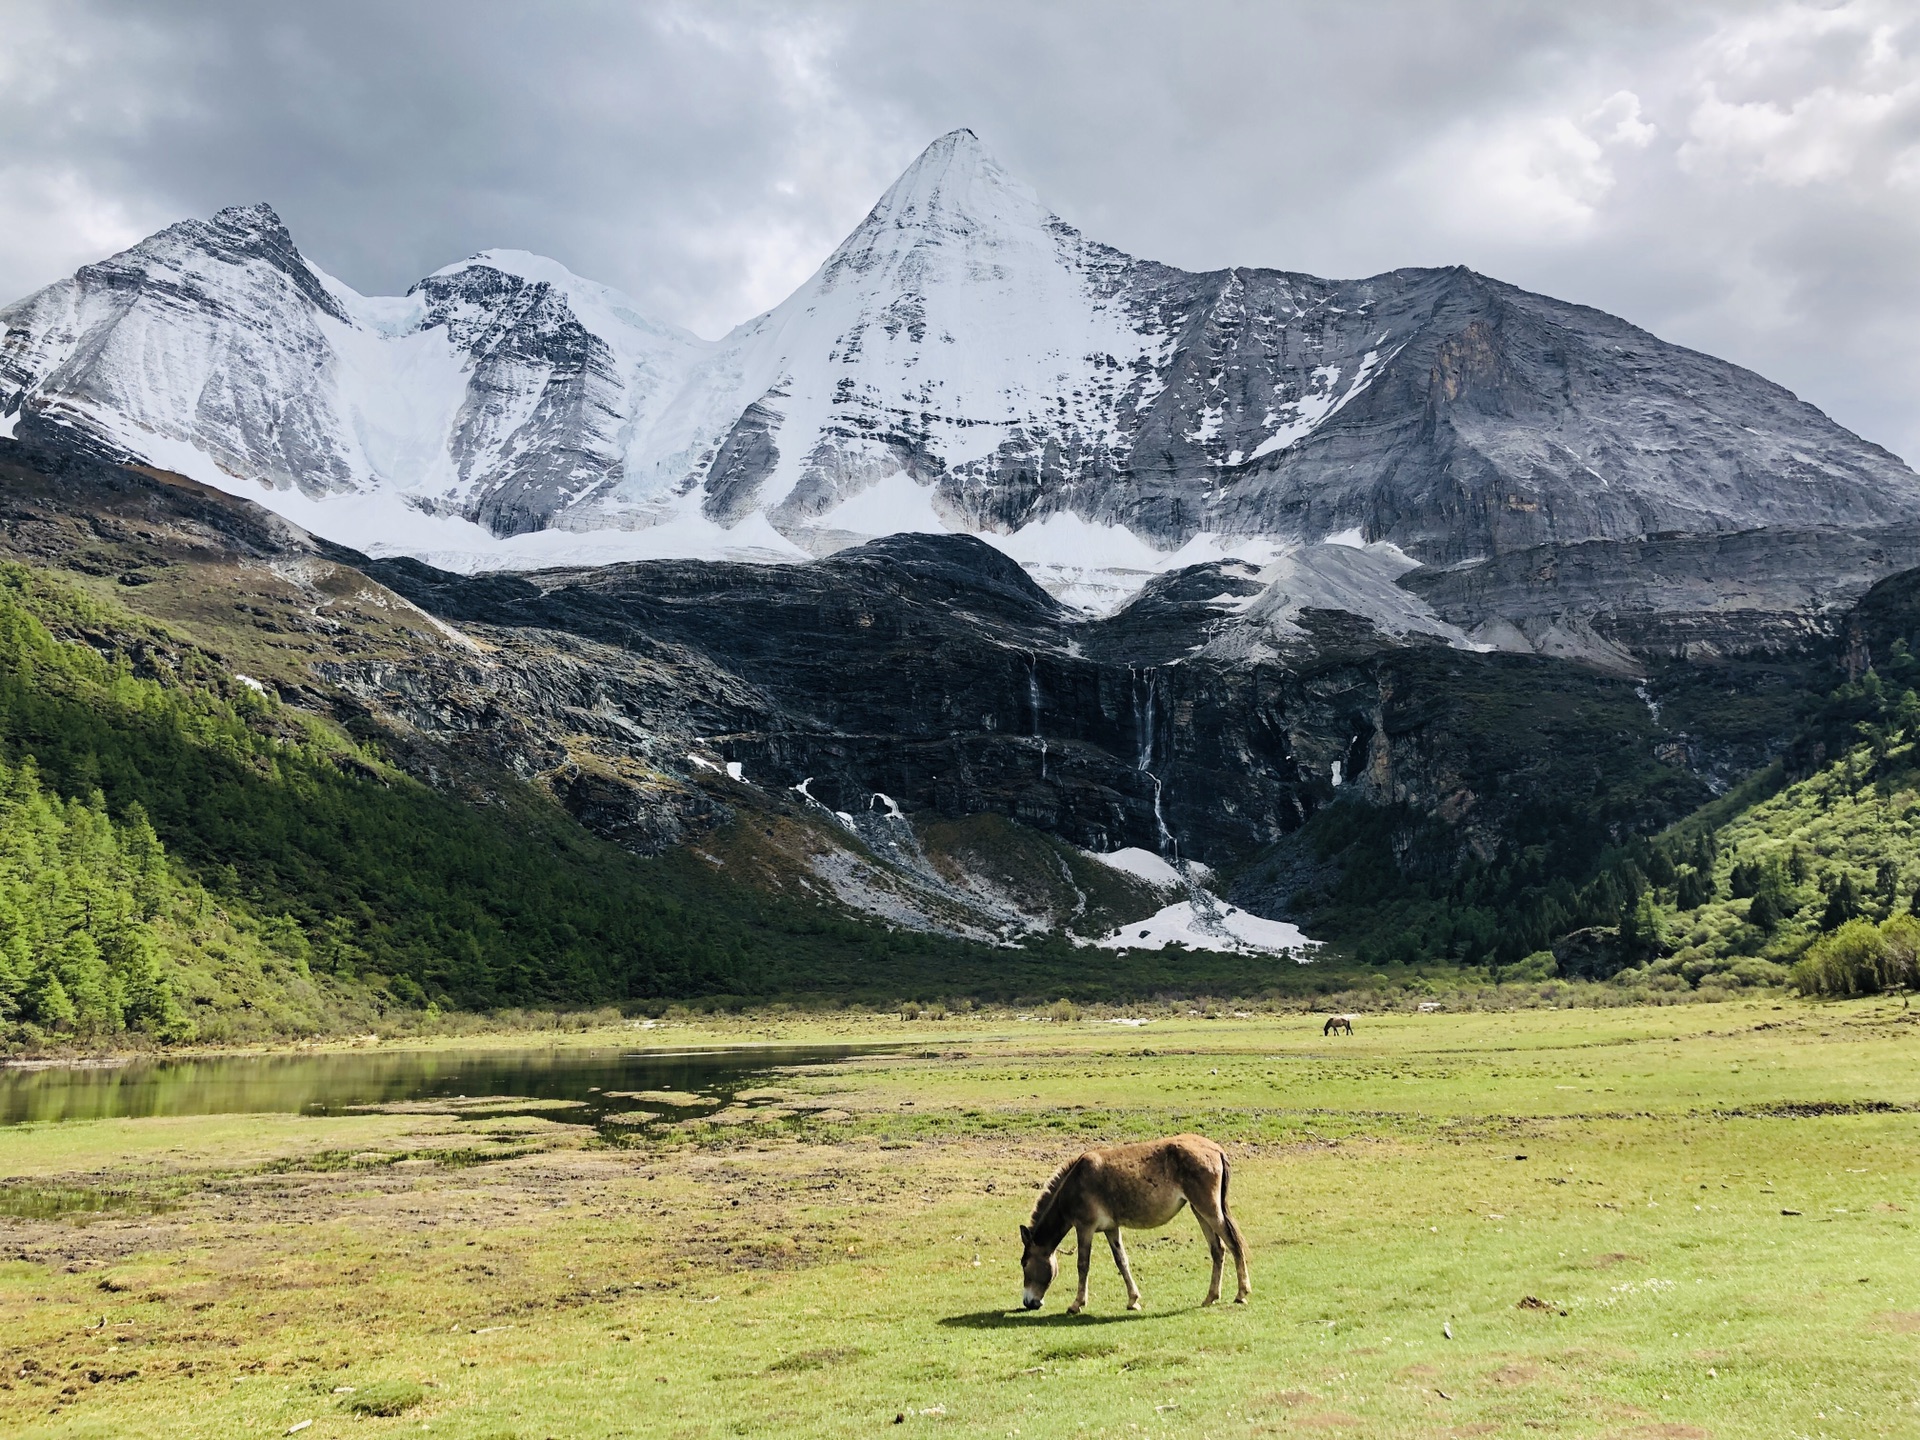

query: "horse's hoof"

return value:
[1234, 1295, 1250, 1305]
[1202, 1296, 1219, 1307]
[1127, 1300, 1142, 1312]
[1066, 1304, 1083, 1315]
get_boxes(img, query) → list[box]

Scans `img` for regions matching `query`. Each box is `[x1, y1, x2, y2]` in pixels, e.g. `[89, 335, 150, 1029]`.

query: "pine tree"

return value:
[1822, 874, 1864, 932]
[1676, 865, 1713, 911]
[1621, 891, 1666, 959]
[1876, 861, 1901, 919]
[1646, 849, 1676, 887]
[1690, 834, 1716, 877]
[1748, 866, 1796, 931]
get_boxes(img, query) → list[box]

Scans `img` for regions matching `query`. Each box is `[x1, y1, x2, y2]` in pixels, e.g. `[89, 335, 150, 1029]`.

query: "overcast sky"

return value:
[4, 1, 1919, 460]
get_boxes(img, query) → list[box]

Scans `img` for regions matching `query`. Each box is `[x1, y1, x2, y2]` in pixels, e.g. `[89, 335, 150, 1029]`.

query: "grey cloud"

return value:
[3, 0, 1918, 461]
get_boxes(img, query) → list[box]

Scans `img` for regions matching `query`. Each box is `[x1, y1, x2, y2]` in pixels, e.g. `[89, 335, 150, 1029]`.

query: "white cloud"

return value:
[1678, 0, 1920, 185]
[2, 0, 1920, 464]
[1406, 89, 1657, 240]
[1589, 90, 1659, 149]
[0, 165, 158, 297]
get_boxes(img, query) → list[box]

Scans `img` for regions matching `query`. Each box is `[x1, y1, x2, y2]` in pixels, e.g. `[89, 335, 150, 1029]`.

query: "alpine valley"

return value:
[5, 131, 1920, 1041]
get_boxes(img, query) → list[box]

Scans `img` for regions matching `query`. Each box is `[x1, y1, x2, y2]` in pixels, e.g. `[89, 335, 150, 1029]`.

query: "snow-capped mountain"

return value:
[6, 129, 1920, 614]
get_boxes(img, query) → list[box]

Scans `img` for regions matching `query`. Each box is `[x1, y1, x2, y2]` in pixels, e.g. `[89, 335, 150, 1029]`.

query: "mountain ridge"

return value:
[7, 129, 1917, 635]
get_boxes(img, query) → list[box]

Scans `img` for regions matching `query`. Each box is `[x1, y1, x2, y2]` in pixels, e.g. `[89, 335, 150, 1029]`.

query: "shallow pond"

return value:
[0, 1042, 889, 1128]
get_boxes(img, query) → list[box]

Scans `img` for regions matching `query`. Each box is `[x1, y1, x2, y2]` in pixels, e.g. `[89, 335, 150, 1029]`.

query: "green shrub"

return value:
[1790, 915, 1920, 996]
[1500, 951, 1557, 983]
[1726, 957, 1790, 987]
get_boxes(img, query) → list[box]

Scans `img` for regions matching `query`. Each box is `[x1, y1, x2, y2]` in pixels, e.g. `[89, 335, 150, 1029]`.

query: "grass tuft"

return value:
[341, 1379, 425, 1416]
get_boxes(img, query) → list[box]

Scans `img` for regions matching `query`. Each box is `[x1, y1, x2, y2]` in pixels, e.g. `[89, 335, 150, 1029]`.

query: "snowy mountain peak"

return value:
[110, 200, 349, 324]
[423, 248, 707, 352]
[205, 201, 295, 244]
[832, 129, 1056, 262]
[6, 133, 1920, 623]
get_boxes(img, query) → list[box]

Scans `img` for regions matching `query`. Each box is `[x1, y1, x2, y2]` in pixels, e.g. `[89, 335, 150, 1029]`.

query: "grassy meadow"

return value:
[0, 1000, 1916, 1439]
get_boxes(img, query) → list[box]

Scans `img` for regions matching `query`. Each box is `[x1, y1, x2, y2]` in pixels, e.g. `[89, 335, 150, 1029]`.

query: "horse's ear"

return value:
[1018, 1224, 1030, 1244]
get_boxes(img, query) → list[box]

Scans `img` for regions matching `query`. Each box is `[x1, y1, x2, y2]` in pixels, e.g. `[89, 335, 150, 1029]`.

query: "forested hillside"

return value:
[1532, 621, 1920, 999]
[0, 558, 1332, 1044]
[1232, 563, 1920, 1003]
[1634, 635, 1920, 999]
[0, 562, 947, 1041]
[0, 752, 190, 1038]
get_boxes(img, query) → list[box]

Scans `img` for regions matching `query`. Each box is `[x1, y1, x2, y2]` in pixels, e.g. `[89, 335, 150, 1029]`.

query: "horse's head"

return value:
[1017, 1223, 1058, 1310]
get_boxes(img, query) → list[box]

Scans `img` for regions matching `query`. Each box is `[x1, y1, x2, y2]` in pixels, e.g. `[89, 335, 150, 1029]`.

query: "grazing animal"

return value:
[1018, 1134, 1249, 1313]
[1323, 1014, 1354, 1036]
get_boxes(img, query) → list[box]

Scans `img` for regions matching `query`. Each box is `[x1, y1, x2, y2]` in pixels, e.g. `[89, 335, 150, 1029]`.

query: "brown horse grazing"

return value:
[1323, 1014, 1354, 1036]
[1018, 1134, 1250, 1313]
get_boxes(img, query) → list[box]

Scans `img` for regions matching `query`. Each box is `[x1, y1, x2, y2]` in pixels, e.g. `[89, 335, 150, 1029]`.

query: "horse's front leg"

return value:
[1107, 1229, 1142, 1311]
[1067, 1225, 1094, 1314]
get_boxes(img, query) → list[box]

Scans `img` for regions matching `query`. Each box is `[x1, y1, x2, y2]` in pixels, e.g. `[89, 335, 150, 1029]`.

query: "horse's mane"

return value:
[1029, 1155, 1085, 1228]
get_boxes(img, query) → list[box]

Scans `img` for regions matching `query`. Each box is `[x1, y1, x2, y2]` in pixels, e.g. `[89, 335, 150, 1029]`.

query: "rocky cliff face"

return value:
[348, 527, 1708, 882]
[0, 434, 1714, 922]
[7, 131, 1917, 636]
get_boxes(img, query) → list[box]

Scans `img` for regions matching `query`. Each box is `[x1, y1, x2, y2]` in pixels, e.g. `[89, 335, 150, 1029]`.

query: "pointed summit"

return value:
[825, 129, 1062, 279]
[207, 201, 292, 241]
[143, 201, 348, 322]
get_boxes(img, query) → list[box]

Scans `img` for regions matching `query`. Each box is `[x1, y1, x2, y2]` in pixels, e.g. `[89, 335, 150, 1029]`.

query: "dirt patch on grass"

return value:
[1486, 1361, 1541, 1386]
[1873, 1311, 1920, 1333]
[1714, 1100, 1910, 1118]
[1582, 1252, 1643, 1268]
[1256, 1389, 1319, 1408]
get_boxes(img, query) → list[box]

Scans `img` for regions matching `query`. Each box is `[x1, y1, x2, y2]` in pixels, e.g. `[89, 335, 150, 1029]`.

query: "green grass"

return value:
[1, 999, 1915, 1437]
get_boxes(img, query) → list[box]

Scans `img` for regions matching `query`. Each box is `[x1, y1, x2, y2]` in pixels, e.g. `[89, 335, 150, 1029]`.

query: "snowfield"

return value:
[1095, 899, 1316, 958]
[1083, 847, 1310, 957]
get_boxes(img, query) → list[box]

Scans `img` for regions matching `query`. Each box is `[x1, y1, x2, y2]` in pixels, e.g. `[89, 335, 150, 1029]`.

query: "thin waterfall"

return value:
[1148, 773, 1176, 861]
[1136, 668, 1156, 772]
[1134, 668, 1176, 859]
[1030, 656, 1047, 778]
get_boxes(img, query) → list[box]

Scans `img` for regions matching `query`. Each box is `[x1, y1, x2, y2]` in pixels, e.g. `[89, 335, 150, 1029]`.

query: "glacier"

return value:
[6, 128, 1920, 620]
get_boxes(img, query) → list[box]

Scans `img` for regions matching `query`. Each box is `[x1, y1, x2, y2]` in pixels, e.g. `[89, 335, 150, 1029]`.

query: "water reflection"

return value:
[0, 1043, 890, 1128]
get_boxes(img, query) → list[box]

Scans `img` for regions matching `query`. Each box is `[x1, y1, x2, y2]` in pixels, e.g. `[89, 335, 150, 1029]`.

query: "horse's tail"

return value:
[1218, 1149, 1247, 1256]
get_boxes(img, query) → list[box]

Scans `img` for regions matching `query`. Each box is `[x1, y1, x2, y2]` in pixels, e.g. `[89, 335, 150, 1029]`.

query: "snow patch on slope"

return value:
[1248, 345, 1395, 461]
[1202, 540, 1478, 654]
[1084, 846, 1183, 889]
[154, 447, 808, 572]
[1096, 899, 1315, 957]
[983, 513, 1291, 614]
